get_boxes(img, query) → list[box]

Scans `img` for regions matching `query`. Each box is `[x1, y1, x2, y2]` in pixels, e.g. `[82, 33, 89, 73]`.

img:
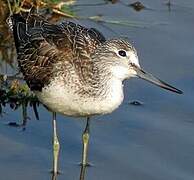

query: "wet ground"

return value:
[0, 0, 194, 180]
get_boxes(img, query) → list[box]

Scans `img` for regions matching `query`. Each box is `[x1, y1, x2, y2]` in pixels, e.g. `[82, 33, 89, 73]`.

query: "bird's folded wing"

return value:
[12, 10, 106, 91]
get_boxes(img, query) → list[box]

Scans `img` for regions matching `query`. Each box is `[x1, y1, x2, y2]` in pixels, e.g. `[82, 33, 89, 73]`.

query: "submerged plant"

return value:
[0, 74, 39, 129]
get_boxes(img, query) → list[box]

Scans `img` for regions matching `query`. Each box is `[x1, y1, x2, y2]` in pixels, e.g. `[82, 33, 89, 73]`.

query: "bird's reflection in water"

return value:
[79, 165, 87, 180]
[50, 164, 88, 180]
[51, 173, 57, 180]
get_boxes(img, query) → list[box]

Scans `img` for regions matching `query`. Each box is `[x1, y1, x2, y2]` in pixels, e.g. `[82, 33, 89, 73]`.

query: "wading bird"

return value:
[11, 9, 182, 175]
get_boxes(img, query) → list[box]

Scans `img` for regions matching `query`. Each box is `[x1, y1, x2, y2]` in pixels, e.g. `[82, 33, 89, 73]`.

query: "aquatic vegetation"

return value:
[0, 74, 39, 128]
[0, 0, 15, 66]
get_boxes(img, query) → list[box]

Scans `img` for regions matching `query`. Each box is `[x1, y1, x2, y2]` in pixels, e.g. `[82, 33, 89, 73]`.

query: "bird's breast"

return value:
[35, 78, 124, 117]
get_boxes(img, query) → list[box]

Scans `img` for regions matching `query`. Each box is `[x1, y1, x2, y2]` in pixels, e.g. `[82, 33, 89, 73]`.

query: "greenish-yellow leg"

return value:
[52, 112, 60, 174]
[81, 117, 90, 166]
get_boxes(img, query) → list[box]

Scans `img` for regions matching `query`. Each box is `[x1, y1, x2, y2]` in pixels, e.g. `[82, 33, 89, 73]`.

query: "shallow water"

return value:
[0, 0, 194, 180]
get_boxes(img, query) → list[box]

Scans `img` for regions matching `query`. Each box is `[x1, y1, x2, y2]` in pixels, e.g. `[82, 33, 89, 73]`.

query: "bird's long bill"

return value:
[133, 66, 183, 94]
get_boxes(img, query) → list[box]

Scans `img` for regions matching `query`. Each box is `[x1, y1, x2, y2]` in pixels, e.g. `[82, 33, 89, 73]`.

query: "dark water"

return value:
[0, 0, 194, 180]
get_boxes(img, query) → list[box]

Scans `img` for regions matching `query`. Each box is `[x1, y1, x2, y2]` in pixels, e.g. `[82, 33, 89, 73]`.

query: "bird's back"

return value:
[11, 9, 106, 91]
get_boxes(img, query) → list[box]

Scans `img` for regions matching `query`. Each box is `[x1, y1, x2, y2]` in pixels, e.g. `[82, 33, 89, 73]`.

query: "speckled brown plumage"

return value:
[12, 11, 106, 91]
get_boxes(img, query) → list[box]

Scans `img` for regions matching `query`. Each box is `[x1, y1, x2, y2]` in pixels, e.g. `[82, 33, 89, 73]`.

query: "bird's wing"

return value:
[12, 11, 106, 91]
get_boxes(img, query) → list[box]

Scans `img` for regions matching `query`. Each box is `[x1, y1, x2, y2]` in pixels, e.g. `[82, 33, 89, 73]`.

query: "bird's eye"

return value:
[118, 50, 127, 57]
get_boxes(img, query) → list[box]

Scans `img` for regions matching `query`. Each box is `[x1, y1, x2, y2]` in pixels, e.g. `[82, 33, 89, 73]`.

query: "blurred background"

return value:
[0, 0, 194, 180]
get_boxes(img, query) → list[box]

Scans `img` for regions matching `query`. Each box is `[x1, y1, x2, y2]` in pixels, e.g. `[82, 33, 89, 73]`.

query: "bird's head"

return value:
[94, 39, 182, 94]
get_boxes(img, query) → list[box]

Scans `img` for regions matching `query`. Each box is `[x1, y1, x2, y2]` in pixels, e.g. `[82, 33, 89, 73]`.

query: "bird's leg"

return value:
[52, 112, 60, 174]
[81, 117, 90, 166]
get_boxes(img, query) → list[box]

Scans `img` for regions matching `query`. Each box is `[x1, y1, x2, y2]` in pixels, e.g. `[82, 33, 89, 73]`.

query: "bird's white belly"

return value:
[35, 79, 124, 117]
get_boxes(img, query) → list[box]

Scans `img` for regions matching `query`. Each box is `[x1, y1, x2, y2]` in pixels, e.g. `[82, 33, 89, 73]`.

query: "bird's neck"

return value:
[85, 60, 124, 99]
